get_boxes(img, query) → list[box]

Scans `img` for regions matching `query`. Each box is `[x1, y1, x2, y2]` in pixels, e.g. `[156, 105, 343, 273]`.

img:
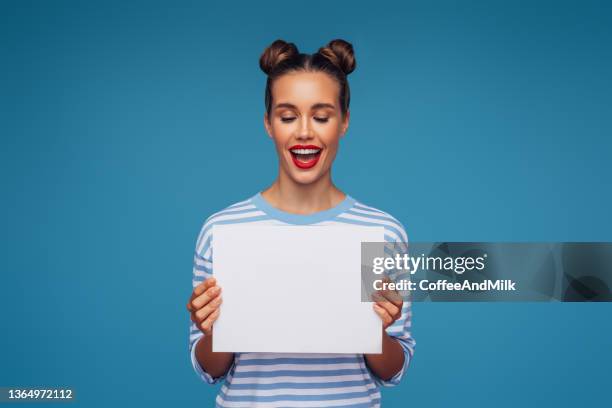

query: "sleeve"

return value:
[366, 225, 416, 387]
[189, 220, 235, 384]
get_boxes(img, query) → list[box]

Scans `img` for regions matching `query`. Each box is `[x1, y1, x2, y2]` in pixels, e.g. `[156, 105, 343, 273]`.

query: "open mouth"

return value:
[289, 145, 322, 169]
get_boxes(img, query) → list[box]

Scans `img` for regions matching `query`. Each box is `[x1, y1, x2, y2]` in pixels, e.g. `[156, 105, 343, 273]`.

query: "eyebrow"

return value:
[274, 102, 336, 111]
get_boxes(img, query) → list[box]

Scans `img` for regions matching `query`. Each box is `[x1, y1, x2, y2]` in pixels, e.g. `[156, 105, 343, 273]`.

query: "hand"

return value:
[372, 276, 403, 330]
[187, 277, 222, 336]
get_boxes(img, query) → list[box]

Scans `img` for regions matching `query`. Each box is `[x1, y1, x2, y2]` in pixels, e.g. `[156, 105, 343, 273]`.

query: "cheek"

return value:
[319, 128, 341, 153]
[271, 122, 295, 145]
[270, 133, 288, 150]
[324, 144, 339, 164]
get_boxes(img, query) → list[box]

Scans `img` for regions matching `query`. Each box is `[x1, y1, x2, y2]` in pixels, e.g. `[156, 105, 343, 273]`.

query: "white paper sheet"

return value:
[211, 225, 384, 354]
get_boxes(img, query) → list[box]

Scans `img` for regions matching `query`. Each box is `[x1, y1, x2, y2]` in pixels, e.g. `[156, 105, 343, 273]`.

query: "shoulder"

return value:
[203, 196, 261, 226]
[194, 195, 265, 256]
[344, 198, 409, 243]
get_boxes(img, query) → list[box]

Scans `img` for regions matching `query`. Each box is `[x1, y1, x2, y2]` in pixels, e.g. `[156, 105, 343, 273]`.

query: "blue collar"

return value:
[250, 191, 355, 225]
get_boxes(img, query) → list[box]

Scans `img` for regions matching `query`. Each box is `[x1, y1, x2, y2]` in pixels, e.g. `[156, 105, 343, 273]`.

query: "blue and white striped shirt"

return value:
[190, 192, 415, 407]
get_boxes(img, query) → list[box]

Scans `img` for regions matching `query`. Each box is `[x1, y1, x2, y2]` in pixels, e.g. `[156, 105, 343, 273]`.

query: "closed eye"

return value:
[281, 117, 296, 123]
[314, 117, 329, 123]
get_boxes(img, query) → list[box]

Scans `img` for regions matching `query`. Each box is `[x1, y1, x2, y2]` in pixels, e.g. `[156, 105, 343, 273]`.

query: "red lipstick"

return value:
[289, 144, 322, 169]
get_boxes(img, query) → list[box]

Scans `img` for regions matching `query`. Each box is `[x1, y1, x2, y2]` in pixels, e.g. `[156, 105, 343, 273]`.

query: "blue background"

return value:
[2, 0, 611, 406]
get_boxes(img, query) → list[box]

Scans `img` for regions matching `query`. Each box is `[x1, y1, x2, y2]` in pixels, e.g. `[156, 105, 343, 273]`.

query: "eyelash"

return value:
[280, 117, 329, 123]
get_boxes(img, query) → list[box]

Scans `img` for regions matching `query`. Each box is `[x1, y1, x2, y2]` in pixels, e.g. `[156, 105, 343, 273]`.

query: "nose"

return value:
[296, 116, 314, 141]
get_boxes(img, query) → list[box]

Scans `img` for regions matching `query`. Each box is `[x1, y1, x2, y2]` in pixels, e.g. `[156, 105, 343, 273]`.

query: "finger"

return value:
[207, 308, 221, 325]
[194, 296, 223, 322]
[191, 285, 222, 310]
[371, 291, 386, 303]
[375, 300, 400, 319]
[371, 289, 402, 308]
[188, 283, 209, 311]
[194, 277, 217, 297]
[378, 289, 403, 307]
[201, 308, 221, 333]
[379, 275, 404, 305]
[373, 303, 393, 326]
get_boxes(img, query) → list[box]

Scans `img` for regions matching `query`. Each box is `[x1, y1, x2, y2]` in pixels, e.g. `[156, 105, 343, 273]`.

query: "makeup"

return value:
[289, 144, 322, 169]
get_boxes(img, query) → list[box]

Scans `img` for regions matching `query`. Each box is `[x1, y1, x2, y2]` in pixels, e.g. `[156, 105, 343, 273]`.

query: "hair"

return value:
[259, 39, 356, 119]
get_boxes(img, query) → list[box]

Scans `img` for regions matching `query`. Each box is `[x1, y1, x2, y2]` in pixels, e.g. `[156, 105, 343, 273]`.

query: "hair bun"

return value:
[259, 39, 300, 75]
[317, 39, 356, 75]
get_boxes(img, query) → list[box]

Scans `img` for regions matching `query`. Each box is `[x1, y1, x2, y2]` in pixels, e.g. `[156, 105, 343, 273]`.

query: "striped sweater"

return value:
[189, 192, 415, 407]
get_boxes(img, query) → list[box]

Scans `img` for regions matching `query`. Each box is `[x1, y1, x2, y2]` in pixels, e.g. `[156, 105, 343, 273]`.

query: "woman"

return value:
[186, 39, 415, 407]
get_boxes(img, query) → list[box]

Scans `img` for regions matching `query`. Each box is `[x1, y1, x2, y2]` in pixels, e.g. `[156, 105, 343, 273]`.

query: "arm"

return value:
[188, 221, 235, 384]
[188, 277, 235, 381]
[192, 323, 235, 379]
[365, 240, 416, 386]
[364, 329, 405, 381]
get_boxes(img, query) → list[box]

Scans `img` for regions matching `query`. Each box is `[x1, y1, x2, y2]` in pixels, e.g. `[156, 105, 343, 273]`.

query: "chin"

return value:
[289, 171, 322, 185]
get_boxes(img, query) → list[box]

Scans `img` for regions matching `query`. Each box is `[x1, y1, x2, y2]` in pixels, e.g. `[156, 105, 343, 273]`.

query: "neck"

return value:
[261, 169, 345, 215]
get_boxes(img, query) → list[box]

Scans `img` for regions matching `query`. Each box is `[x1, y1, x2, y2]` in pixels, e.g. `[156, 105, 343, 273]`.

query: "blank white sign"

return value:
[211, 225, 384, 354]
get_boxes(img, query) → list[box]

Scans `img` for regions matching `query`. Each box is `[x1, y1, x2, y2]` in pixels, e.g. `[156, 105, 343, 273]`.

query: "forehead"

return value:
[272, 71, 340, 108]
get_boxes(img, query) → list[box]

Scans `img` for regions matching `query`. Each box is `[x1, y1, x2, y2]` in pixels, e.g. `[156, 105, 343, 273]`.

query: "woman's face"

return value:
[264, 71, 349, 185]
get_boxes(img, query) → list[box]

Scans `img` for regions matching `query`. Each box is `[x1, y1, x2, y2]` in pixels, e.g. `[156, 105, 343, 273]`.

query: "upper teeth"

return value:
[291, 148, 320, 154]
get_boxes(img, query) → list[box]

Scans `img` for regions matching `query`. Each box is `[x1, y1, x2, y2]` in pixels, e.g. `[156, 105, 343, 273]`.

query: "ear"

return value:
[263, 112, 273, 139]
[340, 109, 350, 138]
